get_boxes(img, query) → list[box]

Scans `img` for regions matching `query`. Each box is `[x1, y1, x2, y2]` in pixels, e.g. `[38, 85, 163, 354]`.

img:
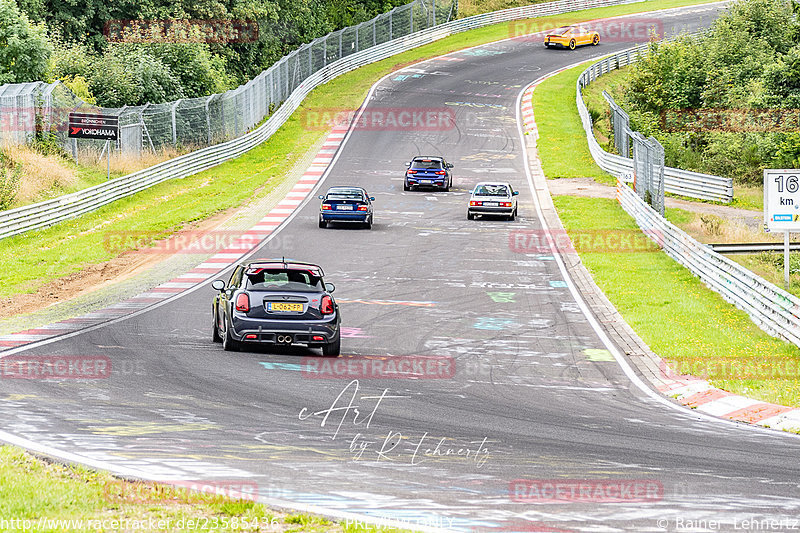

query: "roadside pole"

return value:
[786, 230, 791, 290]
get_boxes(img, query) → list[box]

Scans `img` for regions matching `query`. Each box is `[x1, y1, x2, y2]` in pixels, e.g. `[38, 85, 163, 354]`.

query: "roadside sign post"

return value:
[786, 230, 791, 289]
[67, 113, 119, 179]
[763, 169, 800, 289]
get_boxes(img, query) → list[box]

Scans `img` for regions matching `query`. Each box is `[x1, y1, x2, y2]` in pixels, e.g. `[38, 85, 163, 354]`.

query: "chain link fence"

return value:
[630, 131, 665, 216]
[0, 0, 455, 157]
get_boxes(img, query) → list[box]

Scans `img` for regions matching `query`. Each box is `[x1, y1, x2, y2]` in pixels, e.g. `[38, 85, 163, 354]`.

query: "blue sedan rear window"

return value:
[327, 193, 364, 200]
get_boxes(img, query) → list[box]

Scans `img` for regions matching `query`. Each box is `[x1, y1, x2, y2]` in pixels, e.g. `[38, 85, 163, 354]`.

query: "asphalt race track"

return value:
[4, 3, 800, 532]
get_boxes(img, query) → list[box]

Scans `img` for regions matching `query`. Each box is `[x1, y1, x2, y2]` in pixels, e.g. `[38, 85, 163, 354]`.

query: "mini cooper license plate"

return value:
[267, 302, 303, 312]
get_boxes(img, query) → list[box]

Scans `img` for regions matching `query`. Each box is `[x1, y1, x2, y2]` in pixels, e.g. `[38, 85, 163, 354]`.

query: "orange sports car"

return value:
[544, 26, 600, 50]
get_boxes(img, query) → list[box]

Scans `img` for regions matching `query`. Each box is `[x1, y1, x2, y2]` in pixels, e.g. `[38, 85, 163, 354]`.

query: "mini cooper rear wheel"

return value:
[222, 321, 240, 352]
[322, 331, 341, 357]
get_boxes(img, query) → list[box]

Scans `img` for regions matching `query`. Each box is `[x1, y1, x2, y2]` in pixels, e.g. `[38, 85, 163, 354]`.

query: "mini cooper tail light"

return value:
[321, 204, 332, 210]
[320, 295, 334, 315]
[235, 293, 250, 312]
[357, 205, 368, 211]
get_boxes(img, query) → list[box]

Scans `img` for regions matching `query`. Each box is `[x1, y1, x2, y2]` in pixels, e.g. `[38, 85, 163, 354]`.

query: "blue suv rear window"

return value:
[412, 160, 443, 169]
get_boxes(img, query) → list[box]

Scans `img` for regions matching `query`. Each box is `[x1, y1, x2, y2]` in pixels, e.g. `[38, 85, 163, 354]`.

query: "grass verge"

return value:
[0, 445, 411, 532]
[1, 0, 717, 301]
[534, 62, 615, 183]
[553, 195, 800, 406]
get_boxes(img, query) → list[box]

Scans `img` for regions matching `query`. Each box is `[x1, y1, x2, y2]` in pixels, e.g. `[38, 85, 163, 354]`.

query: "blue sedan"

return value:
[318, 187, 375, 229]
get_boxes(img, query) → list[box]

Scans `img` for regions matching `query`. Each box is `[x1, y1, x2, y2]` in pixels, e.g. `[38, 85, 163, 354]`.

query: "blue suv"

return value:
[404, 156, 453, 191]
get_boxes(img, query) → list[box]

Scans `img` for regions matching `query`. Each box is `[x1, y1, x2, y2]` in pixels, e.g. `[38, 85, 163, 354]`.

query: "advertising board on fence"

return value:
[67, 113, 119, 141]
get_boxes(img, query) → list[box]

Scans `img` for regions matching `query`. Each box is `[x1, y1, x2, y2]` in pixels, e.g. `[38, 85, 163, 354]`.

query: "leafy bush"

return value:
[0, 0, 51, 84]
[89, 45, 184, 107]
[619, 0, 800, 186]
[0, 153, 22, 210]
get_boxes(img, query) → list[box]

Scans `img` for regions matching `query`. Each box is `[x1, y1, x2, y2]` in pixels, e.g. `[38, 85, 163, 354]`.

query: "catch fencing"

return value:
[0, 0, 455, 156]
[617, 177, 800, 348]
[0, 0, 648, 240]
[576, 45, 734, 203]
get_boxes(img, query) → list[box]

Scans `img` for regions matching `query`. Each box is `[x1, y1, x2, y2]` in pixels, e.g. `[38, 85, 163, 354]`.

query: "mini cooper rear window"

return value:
[246, 269, 323, 291]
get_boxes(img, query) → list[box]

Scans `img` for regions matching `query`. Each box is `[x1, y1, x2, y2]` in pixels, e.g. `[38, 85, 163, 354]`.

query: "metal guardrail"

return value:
[576, 46, 735, 203]
[708, 242, 798, 254]
[617, 177, 800, 348]
[0, 0, 647, 241]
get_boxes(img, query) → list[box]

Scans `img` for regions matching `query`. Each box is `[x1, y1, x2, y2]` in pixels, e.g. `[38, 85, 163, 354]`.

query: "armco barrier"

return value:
[0, 0, 646, 241]
[576, 45, 734, 203]
[616, 176, 800, 348]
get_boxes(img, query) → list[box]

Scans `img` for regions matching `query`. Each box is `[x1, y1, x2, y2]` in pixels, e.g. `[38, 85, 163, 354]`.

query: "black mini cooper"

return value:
[212, 259, 340, 356]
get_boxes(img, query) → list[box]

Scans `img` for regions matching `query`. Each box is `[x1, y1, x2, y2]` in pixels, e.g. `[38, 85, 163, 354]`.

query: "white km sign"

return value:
[764, 169, 800, 231]
[763, 169, 800, 288]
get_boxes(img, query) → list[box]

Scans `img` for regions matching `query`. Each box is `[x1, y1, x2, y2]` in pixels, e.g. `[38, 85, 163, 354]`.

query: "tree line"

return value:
[0, 0, 409, 107]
